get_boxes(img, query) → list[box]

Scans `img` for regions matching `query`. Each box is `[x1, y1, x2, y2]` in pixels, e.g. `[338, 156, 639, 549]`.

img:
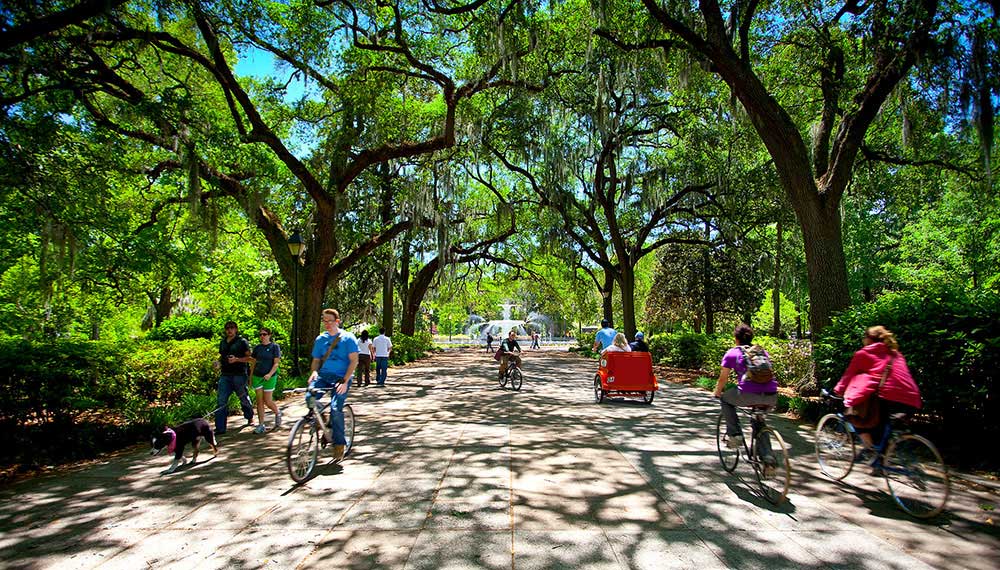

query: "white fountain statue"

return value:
[467, 303, 529, 338]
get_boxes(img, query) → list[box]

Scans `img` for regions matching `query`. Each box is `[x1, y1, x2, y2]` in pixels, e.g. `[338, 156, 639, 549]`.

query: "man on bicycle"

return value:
[308, 308, 359, 461]
[498, 329, 523, 380]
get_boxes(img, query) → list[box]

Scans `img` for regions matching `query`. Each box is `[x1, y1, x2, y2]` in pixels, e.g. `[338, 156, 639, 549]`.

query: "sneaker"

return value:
[274, 410, 282, 429]
[726, 434, 744, 449]
[253, 424, 266, 434]
[332, 444, 345, 461]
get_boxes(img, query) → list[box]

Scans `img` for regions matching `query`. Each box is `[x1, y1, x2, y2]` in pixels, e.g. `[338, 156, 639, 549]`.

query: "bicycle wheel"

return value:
[642, 391, 654, 405]
[716, 413, 739, 472]
[342, 404, 356, 458]
[499, 369, 508, 388]
[884, 433, 950, 518]
[286, 417, 320, 483]
[754, 427, 791, 505]
[594, 375, 604, 403]
[815, 413, 855, 481]
[510, 368, 523, 391]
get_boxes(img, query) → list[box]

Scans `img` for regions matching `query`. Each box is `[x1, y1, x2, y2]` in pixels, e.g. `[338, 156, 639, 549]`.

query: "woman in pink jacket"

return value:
[834, 326, 922, 452]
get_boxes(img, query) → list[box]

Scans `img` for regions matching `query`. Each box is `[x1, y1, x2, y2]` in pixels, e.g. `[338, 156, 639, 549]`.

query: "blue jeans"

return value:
[216, 375, 254, 432]
[375, 357, 389, 385]
[312, 374, 352, 445]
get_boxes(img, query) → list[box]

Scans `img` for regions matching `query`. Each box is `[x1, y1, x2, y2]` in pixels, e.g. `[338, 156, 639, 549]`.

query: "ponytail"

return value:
[865, 326, 899, 352]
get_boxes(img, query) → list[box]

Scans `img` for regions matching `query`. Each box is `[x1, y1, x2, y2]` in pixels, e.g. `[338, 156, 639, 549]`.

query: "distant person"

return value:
[602, 332, 632, 353]
[486, 332, 494, 353]
[629, 332, 649, 352]
[308, 309, 359, 461]
[250, 327, 282, 433]
[356, 330, 375, 387]
[498, 329, 523, 379]
[372, 327, 393, 386]
[593, 319, 617, 353]
[530, 331, 540, 349]
[213, 320, 255, 435]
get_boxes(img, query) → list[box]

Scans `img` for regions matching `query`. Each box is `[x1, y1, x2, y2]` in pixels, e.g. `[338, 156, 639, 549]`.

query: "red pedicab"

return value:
[594, 351, 659, 405]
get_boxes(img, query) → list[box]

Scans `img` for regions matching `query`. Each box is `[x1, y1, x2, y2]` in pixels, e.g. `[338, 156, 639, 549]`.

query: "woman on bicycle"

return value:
[713, 324, 777, 451]
[498, 330, 522, 380]
[834, 326, 921, 454]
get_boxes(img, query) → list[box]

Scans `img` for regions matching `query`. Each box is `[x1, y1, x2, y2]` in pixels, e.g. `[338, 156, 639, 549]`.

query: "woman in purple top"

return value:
[712, 324, 778, 449]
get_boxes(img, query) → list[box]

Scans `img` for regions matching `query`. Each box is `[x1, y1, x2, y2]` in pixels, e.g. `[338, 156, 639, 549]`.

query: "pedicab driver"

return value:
[593, 319, 617, 353]
[498, 329, 523, 380]
[308, 308, 358, 461]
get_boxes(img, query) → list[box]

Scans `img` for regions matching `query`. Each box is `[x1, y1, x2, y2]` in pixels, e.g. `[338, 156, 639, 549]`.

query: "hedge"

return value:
[814, 287, 1000, 445]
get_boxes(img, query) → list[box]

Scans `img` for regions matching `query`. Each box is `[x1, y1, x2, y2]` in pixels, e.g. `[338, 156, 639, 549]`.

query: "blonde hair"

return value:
[612, 332, 629, 349]
[865, 326, 899, 351]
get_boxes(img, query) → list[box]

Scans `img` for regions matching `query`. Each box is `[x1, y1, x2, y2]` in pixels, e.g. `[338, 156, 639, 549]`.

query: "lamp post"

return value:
[287, 230, 304, 376]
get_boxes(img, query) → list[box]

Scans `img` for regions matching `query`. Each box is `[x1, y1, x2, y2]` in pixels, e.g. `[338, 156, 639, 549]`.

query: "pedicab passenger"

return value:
[498, 330, 523, 379]
[833, 325, 922, 459]
[602, 332, 632, 353]
[629, 331, 649, 352]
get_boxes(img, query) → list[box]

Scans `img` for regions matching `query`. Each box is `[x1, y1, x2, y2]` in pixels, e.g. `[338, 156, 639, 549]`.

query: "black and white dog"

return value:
[150, 418, 218, 474]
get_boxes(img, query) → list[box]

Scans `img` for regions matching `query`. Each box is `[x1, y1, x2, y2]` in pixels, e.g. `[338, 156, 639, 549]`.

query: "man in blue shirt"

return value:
[308, 308, 359, 461]
[593, 319, 617, 353]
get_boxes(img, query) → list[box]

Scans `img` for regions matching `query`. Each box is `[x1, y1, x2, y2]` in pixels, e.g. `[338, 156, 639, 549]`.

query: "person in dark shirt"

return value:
[498, 330, 522, 379]
[629, 331, 649, 352]
[213, 320, 255, 434]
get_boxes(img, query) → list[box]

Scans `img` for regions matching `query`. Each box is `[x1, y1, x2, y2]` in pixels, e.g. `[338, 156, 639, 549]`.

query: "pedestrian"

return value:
[530, 331, 540, 349]
[308, 309, 359, 461]
[250, 327, 282, 433]
[486, 332, 494, 352]
[629, 332, 649, 352]
[213, 320, 255, 435]
[592, 319, 617, 353]
[372, 326, 393, 386]
[356, 330, 375, 387]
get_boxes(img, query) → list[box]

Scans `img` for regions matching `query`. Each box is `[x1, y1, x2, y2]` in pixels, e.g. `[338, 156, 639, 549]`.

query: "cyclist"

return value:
[712, 324, 777, 454]
[592, 319, 616, 353]
[834, 325, 921, 457]
[308, 308, 359, 461]
[498, 329, 523, 380]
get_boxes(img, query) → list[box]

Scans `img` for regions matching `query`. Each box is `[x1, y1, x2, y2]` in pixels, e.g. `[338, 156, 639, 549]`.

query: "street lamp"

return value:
[287, 230, 304, 376]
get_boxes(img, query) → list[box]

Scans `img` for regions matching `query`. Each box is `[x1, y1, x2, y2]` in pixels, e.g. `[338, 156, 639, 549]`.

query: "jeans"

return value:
[375, 356, 389, 385]
[216, 375, 254, 432]
[313, 374, 351, 445]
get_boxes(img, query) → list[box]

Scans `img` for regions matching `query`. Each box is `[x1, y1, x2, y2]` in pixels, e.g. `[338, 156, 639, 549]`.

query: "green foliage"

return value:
[650, 333, 812, 388]
[147, 315, 286, 342]
[388, 331, 434, 365]
[814, 287, 1000, 440]
[125, 339, 219, 401]
[572, 331, 597, 356]
[648, 332, 730, 371]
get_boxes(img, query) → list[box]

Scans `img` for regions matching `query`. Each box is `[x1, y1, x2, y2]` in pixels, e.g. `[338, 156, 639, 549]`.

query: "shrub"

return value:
[126, 339, 219, 402]
[814, 287, 1000, 449]
[573, 332, 597, 357]
[147, 315, 286, 342]
[389, 331, 434, 365]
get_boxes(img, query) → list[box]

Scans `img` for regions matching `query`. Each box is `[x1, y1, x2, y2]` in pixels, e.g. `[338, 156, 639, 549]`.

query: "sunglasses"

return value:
[259, 332, 269, 337]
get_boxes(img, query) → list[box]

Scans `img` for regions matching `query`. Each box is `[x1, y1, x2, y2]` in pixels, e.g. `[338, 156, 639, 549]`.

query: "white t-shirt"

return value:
[358, 339, 374, 358]
[373, 334, 392, 358]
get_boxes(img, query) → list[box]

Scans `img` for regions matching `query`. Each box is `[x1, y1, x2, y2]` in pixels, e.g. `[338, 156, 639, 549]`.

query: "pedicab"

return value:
[594, 351, 659, 404]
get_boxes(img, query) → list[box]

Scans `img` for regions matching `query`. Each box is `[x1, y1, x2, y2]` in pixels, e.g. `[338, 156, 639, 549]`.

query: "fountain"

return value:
[467, 303, 531, 339]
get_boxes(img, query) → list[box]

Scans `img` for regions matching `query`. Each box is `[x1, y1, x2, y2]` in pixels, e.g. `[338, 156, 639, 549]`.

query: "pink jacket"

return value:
[834, 342, 922, 409]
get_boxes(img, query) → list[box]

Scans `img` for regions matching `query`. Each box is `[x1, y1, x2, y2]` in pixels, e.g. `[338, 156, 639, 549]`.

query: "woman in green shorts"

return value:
[251, 328, 282, 433]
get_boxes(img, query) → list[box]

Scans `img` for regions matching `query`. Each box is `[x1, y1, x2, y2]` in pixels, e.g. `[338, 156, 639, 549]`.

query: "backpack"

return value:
[739, 345, 775, 384]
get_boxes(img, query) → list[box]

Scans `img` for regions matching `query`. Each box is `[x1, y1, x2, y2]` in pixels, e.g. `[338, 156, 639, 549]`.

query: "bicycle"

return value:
[716, 403, 791, 505]
[285, 387, 356, 483]
[498, 354, 523, 391]
[815, 389, 950, 518]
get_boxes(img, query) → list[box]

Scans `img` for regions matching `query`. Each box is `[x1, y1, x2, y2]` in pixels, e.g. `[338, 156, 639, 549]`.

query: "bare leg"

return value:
[255, 387, 266, 425]
[263, 391, 279, 418]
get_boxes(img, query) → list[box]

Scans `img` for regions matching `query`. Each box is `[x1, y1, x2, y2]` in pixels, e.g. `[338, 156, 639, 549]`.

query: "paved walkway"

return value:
[1, 349, 997, 569]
